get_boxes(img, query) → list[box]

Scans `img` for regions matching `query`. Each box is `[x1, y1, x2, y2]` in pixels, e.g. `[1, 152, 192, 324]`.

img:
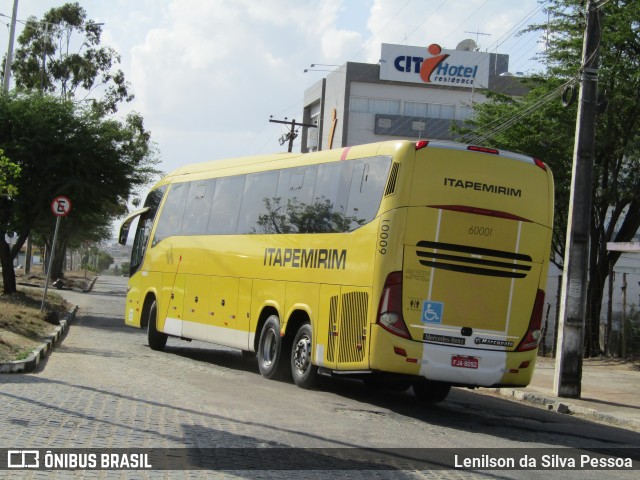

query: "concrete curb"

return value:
[0, 306, 78, 374]
[489, 387, 640, 432]
[83, 276, 98, 293]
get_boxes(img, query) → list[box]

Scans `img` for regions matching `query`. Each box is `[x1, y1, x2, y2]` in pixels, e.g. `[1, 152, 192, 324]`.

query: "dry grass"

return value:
[582, 355, 640, 372]
[0, 270, 88, 363]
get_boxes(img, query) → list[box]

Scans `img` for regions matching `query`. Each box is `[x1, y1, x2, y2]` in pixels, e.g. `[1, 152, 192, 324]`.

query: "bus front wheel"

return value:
[412, 379, 451, 404]
[257, 315, 288, 380]
[291, 323, 318, 389]
[147, 300, 168, 351]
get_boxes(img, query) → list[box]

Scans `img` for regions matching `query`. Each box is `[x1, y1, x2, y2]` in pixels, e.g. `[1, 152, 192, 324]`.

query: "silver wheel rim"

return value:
[262, 328, 277, 367]
[293, 334, 311, 375]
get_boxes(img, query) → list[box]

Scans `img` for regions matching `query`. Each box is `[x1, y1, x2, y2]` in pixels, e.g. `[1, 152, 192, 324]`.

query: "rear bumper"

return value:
[369, 325, 537, 387]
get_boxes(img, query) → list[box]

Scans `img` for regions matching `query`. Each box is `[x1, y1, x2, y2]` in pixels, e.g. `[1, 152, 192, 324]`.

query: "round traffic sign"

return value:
[51, 196, 72, 217]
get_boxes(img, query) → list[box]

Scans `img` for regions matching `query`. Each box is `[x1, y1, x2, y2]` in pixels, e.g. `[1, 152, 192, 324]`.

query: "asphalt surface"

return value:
[1, 275, 638, 479]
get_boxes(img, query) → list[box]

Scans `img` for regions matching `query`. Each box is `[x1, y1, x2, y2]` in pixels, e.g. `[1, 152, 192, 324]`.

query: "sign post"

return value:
[41, 196, 72, 311]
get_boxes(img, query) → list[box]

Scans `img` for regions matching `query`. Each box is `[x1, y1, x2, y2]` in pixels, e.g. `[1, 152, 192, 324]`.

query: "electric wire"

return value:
[462, 76, 577, 145]
[1, 3, 556, 154]
[262, 1, 552, 152]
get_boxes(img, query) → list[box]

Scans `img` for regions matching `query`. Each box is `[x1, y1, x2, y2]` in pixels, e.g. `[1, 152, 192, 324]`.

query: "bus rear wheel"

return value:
[257, 315, 289, 380]
[412, 379, 451, 404]
[147, 300, 167, 351]
[291, 323, 318, 389]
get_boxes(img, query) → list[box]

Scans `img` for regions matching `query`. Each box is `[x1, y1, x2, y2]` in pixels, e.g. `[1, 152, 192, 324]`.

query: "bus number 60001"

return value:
[378, 220, 390, 254]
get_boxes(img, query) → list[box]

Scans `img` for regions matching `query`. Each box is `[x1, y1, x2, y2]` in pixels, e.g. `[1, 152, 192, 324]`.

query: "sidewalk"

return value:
[488, 356, 640, 431]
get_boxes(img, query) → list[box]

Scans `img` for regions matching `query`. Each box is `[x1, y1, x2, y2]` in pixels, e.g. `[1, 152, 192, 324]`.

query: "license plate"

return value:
[451, 355, 478, 369]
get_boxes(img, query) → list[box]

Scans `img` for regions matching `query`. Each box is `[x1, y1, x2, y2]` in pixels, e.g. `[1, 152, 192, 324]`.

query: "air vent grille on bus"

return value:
[416, 241, 532, 279]
[338, 292, 369, 363]
[326, 295, 338, 363]
[384, 162, 400, 196]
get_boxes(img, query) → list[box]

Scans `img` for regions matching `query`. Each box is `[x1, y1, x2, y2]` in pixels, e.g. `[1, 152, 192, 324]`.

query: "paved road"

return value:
[1, 276, 638, 479]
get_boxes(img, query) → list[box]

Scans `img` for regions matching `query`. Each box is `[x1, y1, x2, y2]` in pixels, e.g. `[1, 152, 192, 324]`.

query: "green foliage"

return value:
[459, 0, 640, 355]
[96, 250, 114, 273]
[81, 247, 113, 273]
[0, 149, 20, 198]
[9, 2, 132, 114]
[0, 92, 160, 290]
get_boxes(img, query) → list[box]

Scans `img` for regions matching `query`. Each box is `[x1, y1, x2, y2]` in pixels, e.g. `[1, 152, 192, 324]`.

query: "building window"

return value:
[308, 113, 319, 151]
[349, 96, 400, 115]
[428, 103, 455, 120]
[404, 102, 458, 120]
[404, 102, 428, 117]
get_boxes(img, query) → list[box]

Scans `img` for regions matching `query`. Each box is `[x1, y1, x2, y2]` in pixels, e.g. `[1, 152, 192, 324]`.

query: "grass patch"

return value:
[0, 285, 70, 363]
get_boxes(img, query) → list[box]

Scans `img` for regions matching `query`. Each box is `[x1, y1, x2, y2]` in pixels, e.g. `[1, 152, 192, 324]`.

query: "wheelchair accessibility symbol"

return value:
[421, 301, 444, 324]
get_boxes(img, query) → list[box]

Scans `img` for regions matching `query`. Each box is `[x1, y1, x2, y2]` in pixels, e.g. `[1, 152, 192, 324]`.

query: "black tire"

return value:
[412, 379, 451, 404]
[257, 315, 289, 380]
[291, 323, 318, 389]
[147, 300, 167, 351]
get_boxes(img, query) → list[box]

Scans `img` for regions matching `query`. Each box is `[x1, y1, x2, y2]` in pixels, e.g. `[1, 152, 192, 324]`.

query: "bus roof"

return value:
[157, 140, 543, 186]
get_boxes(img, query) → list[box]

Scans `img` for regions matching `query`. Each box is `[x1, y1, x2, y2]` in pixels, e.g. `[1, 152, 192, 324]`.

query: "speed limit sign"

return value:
[51, 196, 72, 217]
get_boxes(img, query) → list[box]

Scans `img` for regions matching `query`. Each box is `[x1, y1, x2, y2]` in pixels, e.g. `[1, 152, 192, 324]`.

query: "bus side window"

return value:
[153, 182, 189, 246]
[311, 162, 353, 232]
[182, 180, 215, 235]
[345, 156, 392, 230]
[208, 175, 245, 234]
[238, 171, 279, 234]
[273, 165, 318, 233]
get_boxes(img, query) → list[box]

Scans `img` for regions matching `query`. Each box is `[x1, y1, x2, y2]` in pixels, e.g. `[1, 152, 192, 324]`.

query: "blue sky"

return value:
[1, 0, 549, 178]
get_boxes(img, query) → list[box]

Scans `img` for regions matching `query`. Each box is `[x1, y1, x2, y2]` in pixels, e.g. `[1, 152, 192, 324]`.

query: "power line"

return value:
[265, 1, 551, 153]
[462, 76, 578, 145]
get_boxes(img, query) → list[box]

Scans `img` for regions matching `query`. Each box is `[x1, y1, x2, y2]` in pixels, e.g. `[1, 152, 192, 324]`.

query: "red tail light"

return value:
[534, 158, 547, 171]
[415, 140, 429, 150]
[467, 145, 499, 155]
[516, 289, 545, 351]
[377, 272, 411, 339]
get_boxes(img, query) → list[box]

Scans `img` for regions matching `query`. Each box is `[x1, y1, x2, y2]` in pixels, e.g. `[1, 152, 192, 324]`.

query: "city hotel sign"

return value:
[379, 43, 490, 88]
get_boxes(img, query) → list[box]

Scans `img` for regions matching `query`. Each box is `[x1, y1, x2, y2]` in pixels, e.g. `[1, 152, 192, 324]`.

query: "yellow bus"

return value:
[119, 139, 553, 403]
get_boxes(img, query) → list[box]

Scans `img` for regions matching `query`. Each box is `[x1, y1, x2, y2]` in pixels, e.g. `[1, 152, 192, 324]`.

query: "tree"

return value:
[0, 149, 20, 198]
[0, 149, 21, 292]
[0, 93, 160, 293]
[460, 0, 640, 356]
[80, 247, 113, 274]
[6, 2, 132, 115]
[0, 3, 160, 294]
[96, 250, 114, 273]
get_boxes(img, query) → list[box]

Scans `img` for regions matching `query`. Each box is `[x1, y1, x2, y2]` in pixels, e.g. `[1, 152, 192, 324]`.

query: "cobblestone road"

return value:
[1, 276, 638, 479]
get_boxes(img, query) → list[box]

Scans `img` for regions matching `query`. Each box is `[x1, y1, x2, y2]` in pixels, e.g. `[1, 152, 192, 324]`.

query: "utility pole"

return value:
[2, 0, 19, 92]
[1, 1, 33, 276]
[553, 0, 602, 398]
[269, 117, 317, 153]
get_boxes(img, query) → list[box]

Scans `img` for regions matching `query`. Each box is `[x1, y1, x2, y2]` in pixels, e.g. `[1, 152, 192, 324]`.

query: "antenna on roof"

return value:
[464, 30, 490, 50]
